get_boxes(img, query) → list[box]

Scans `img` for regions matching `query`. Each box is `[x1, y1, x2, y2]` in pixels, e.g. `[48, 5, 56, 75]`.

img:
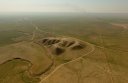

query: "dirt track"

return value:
[39, 37, 95, 83]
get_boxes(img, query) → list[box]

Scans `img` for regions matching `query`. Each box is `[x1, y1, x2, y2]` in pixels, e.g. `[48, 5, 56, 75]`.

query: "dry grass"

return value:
[0, 41, 52, 76]
[0, 15, 128, 83]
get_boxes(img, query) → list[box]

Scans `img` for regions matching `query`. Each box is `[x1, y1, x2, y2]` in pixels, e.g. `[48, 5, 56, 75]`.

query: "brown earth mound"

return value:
[38, 37, 86, 56]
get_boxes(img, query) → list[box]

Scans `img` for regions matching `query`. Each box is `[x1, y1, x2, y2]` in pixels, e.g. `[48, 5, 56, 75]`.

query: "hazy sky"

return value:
[0, 0, 128, 13]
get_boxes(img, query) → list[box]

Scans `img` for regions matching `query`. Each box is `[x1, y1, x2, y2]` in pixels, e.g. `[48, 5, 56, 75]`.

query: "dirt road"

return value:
[40, 39, 95, 83]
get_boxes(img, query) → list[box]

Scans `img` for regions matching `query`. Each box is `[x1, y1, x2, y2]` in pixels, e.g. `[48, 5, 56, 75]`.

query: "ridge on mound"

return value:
[38, 37, 86, 55]
[37, 37, 91, 61]
[41, 37, 85, 48]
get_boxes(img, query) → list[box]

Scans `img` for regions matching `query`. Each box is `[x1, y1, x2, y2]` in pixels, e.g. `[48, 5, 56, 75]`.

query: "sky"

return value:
[0, 0, 128, 13]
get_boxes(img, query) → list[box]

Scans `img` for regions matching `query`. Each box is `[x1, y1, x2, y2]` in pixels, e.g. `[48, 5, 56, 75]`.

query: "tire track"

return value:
[98, 32, 114, 83]
[25, 20, 95, 83]
[39, 41, 95, 83]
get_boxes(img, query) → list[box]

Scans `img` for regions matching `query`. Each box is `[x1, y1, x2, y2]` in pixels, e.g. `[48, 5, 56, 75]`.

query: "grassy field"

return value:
[0, 13, 128, 83]
[0, 59, 40, 83]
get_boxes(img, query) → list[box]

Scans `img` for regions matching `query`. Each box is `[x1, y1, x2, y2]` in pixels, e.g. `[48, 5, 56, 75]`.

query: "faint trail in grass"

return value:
[40, 39, 95, 83]
[98, 32, 114, 83]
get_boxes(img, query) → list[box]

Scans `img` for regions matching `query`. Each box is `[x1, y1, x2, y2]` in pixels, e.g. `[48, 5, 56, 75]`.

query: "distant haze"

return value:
[0, 0, 128, 13]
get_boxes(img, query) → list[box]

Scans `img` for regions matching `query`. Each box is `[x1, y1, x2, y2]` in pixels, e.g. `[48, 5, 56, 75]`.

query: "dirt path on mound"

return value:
[39, 39, 95, 83]
[26, 21, 95, 83]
